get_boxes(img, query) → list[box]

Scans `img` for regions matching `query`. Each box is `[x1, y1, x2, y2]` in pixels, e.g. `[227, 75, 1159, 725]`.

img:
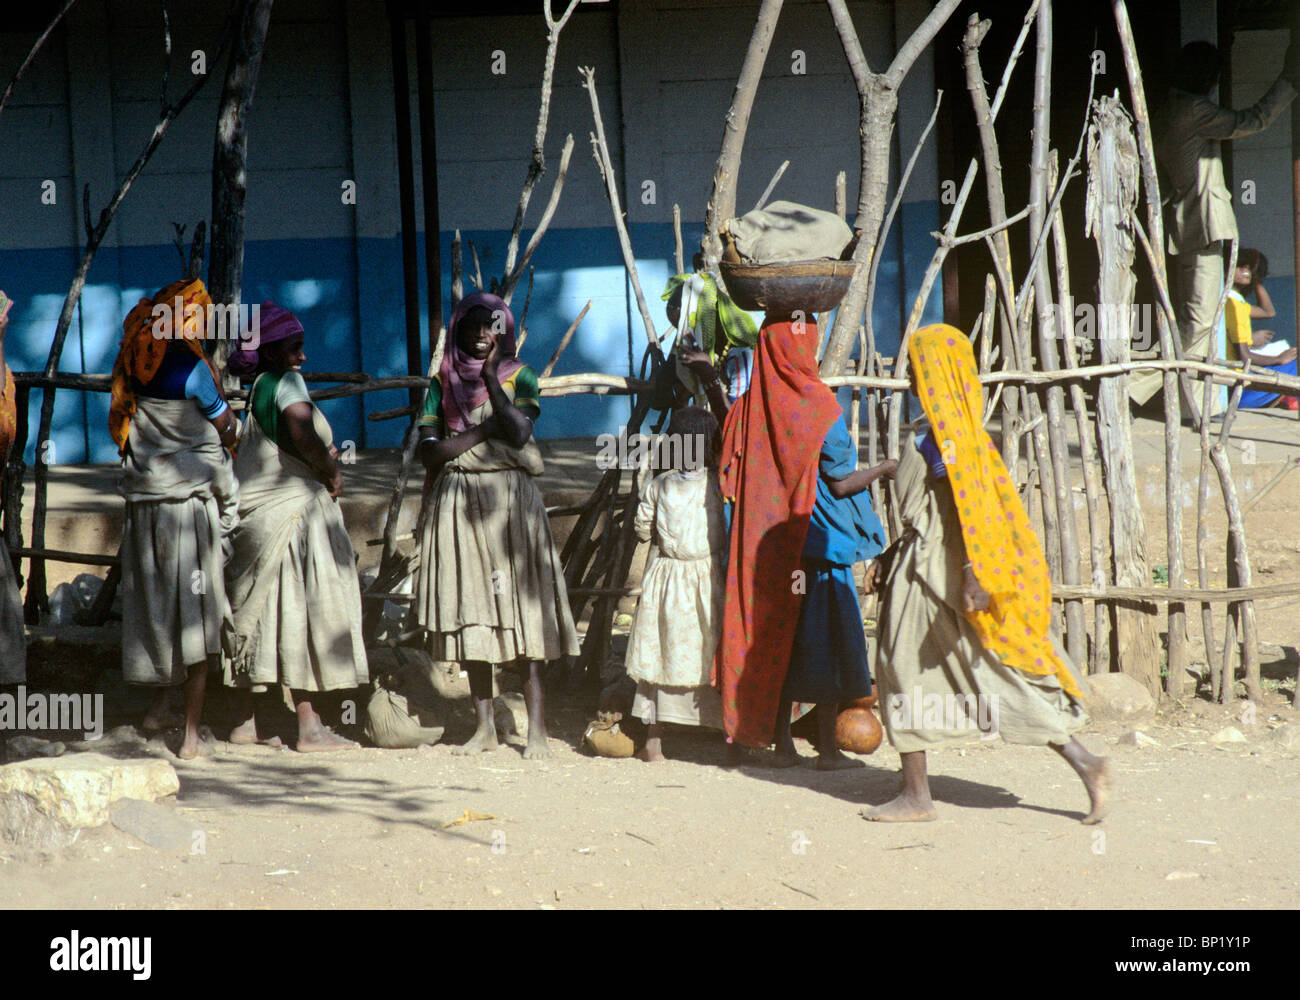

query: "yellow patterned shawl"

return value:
[908, 324, 1081, 698]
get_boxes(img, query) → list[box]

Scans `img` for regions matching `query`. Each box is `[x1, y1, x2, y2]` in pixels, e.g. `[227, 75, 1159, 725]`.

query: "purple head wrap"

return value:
[439, 292, 524, 433]
[226, 301, 305, 377]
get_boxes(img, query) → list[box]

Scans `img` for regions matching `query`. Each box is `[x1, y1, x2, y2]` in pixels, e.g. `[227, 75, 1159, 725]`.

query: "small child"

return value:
[625, 406, 727, 761]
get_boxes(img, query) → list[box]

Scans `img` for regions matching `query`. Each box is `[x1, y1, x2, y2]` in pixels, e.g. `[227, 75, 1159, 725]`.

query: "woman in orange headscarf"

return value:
[113, 278, 238, 759]
[864, 324, 1110, 824]
[0, 291, 24, 685]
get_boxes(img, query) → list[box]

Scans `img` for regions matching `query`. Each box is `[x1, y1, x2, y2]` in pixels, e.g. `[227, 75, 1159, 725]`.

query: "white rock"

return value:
[1119, 729, 1160, 748]
[1270, 723, 1300, 751]
[1085, 673, 1157, 723]
[1210, 726, 1247, 744]
[0, 753, 179, 832]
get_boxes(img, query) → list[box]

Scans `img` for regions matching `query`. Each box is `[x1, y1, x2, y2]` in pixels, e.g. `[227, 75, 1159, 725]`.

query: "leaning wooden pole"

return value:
[962, 13, 1063, 627]
[1048, 155, 1109, 674]
[1026, 0, 1084, 661]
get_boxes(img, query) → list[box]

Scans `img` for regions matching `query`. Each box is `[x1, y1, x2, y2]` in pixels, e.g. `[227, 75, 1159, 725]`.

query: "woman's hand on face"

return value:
[482, 335, 503, 380]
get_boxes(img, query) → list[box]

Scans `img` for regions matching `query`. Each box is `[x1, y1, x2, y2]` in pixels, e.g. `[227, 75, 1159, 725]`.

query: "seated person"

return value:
[1226, 248, 1297, 409]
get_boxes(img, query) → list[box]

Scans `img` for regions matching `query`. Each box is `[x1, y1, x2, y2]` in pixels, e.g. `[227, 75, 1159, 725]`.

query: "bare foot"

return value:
[815, 751, 866, 771]
[1079, 756, 1113, 825]
[452, 726, 500, 756]
[860, 793, 938, 823]
[296, 726, 359, 753]
[522, 734, 552, 760]
[638, 747, 665, 762]
[228, 717, 260, 745]
[771, 748, 803, 769]
[176, 728, 219, 761]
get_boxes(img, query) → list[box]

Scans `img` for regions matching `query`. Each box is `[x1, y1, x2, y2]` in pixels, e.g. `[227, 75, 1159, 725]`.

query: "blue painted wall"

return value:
[3, 200, 942, 463]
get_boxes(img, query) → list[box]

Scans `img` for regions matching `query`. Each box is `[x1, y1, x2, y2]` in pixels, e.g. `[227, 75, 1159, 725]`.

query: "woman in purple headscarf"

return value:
[221, 302, 368, 752]
[414, 292, 579, 758]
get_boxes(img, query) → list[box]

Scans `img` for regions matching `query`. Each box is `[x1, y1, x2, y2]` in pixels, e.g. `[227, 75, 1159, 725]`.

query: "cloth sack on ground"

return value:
[726, 200, 854, 264]
[364, 651, 447, 748]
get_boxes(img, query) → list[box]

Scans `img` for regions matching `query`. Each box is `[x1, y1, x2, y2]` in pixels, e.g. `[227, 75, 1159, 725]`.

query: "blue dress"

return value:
[781, 416, 886, 703]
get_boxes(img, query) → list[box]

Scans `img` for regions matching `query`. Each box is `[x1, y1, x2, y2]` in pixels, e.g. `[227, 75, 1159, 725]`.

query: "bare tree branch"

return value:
[501, 0, 580, 281]
[0, 0, 79, 121]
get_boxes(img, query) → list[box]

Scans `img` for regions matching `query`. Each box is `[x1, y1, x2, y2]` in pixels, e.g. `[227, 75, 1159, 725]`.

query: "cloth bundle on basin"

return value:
[725, 200, 854, 264]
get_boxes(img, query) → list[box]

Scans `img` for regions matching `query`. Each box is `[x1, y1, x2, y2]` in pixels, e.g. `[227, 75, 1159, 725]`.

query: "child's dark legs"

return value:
[861, 750, 937, 822]
[142, 685, 181, 733]
[1051, 738, 1112, 824]
[453, 661, 499, 755]
[175, 660, 210, 760]
[521, 659, 550, 760]
[772, 700, 800, 767]
[640, 723, 665, 762]
[814, 703, 864, 771]
[293, 689, 358, 752]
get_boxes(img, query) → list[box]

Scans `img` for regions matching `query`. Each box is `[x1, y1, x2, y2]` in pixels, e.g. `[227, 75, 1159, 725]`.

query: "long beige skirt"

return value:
[223, 491, 368, 693]
[416, 465, 580, 664]
[121, 495, 228, 685]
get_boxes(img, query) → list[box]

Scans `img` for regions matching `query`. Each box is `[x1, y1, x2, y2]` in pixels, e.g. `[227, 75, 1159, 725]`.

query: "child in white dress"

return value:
[625, 407, 727, 761]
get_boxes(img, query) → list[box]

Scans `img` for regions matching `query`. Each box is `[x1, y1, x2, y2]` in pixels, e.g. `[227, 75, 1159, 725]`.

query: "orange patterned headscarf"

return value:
[0, 364, 15, 468]
[908, 324, 1081, 699]
[109, 278, 218, 454]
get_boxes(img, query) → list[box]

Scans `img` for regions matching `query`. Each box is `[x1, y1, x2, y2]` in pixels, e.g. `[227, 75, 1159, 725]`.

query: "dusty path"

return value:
[3, 697, 1297, 910]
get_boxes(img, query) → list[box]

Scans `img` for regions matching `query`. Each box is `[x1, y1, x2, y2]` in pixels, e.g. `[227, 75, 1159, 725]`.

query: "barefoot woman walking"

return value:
[865, 325, 1110, 824]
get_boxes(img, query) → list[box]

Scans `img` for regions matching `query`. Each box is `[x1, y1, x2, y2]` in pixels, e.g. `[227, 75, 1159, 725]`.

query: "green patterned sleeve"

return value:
[418, 375, 444, 434]
[512, 365, 540, 419]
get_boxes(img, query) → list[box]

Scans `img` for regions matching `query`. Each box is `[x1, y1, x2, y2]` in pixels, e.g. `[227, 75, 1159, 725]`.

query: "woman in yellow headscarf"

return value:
[864, 324, 1110, 824]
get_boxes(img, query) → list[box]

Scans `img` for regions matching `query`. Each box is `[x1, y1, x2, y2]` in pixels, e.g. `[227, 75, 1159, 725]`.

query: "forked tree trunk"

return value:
[1085, 95, 1160, 693]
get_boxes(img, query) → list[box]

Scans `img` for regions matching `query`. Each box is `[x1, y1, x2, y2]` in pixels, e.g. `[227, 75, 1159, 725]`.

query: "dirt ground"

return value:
[4, 411, 1300, 910]
[1, 682, 1297, 910]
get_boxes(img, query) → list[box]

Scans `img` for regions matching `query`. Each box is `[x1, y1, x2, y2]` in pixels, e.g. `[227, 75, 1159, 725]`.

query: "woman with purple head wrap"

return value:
[222, 301, 369, 752]
[414, 292, 579, 758]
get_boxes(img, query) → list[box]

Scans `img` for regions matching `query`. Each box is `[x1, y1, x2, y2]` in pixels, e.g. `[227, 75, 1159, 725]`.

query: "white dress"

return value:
[625, 469, 726, 728]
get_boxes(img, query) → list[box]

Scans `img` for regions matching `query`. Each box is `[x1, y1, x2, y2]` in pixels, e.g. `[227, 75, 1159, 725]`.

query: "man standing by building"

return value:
[1134, 38, 1299, 414]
